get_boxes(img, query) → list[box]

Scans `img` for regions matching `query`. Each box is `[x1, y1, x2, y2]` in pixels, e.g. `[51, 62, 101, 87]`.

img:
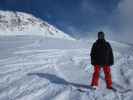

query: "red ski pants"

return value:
[91, 65, 112, 88]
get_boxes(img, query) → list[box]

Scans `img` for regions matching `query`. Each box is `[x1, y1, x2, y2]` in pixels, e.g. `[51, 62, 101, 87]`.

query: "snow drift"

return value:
[0, 35, 133, 100]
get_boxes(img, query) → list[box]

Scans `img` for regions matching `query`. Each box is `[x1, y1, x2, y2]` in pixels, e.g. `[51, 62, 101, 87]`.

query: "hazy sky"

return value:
[0, 0, 133, 43]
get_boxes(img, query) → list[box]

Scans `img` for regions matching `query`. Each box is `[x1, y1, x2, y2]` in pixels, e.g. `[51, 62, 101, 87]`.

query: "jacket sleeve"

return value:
[90, 43, 96, 65]
[107, 42, 114, 66]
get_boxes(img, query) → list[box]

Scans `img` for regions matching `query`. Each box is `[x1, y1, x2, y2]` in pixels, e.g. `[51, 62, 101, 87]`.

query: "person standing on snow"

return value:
[90, 31, 114, 90]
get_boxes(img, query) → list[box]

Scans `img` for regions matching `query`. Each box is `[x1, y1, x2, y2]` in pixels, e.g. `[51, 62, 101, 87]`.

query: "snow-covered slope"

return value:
[0, 36, 133, 100]
[0, 11, 73, 40]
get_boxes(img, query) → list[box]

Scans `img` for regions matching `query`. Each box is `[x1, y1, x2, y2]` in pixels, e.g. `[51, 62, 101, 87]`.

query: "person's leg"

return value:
[103, 65, 112, 88]
[91, 65, 101, 87]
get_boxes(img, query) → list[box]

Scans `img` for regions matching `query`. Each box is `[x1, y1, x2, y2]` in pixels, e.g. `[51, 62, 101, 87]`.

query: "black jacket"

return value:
[90, 39, 114, 66]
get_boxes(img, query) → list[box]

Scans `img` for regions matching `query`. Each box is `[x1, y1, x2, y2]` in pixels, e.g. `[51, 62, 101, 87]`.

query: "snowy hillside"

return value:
[0, 11, 73, 40]
[0, 36, 133, 100]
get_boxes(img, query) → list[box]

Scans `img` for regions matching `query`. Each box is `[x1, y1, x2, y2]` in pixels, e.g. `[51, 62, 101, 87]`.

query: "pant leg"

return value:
[91, 65, 101, 86]
[103, 65, 112, 88]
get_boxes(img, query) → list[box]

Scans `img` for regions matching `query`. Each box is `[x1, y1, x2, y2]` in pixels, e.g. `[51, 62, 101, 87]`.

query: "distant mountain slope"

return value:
[0, 10, 74, 40]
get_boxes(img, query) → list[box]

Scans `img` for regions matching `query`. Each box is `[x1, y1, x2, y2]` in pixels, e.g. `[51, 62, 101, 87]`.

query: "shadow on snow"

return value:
[27, 73, 92, 89]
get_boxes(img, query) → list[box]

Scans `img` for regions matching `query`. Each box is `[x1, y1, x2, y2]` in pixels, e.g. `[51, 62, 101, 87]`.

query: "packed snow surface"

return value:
[0, 36, 133, 100]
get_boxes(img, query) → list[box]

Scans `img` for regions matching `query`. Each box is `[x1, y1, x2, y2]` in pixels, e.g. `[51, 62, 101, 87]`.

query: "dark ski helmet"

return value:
[98, 31, 105, 39]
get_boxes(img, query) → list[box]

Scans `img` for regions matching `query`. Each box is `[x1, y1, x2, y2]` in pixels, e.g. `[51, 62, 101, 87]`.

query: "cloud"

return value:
[118, 0, 133, 30]
[81, 0, 97, 15]
[80, 0, 133, 43]
[115, 0, 133, 43]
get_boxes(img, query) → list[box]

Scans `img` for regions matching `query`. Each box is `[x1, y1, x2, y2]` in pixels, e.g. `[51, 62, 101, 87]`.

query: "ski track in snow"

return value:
[0, 36, 133, 100]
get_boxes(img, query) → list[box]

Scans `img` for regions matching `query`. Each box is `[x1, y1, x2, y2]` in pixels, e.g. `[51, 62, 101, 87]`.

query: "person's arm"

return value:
[107, 42, 114, 65]
[90, 43, 96, 65]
